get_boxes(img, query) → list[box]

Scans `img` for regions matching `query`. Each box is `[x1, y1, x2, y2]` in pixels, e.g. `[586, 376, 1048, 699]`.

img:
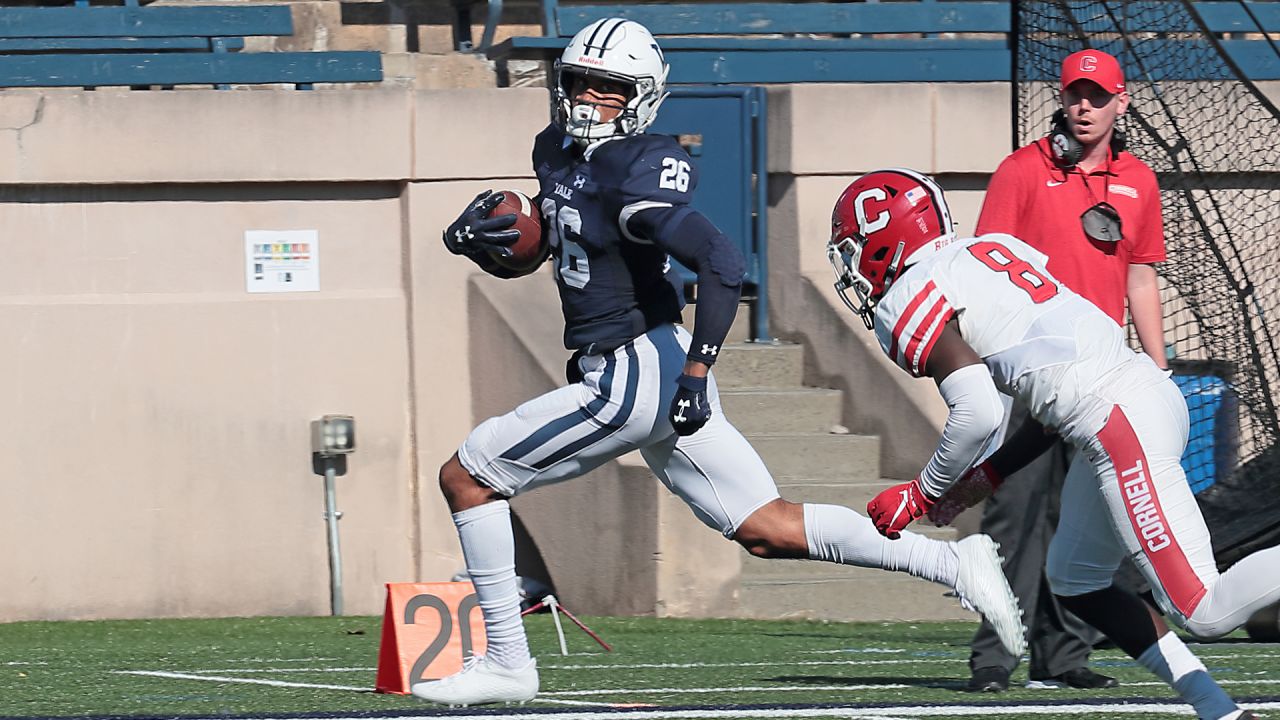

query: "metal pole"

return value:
[323, 458, 344, 616]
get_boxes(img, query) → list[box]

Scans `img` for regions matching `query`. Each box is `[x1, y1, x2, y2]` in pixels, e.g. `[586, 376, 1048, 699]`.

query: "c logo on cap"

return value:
[1079, 55, 1097, 72]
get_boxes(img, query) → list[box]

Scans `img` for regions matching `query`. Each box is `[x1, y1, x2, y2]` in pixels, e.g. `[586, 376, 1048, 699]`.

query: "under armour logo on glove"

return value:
[700, 344, 719, 357]
[669, 374, 711, 436]
[442, 190, 519, 257]
[867, 478, 935, 539]
[673, 398, 691, 423]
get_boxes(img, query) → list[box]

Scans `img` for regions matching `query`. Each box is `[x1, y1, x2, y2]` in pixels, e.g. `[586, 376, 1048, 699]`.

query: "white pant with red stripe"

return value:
[1046, 369, 1280, 638]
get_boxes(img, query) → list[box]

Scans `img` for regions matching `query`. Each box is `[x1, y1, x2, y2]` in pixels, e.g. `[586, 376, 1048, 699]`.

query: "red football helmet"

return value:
[828, 168, 956, 328]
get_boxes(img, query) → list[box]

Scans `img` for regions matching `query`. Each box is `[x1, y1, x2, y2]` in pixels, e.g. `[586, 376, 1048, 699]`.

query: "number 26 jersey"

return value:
[532, 125, 696, 353]
[873, 233, 1160, 443]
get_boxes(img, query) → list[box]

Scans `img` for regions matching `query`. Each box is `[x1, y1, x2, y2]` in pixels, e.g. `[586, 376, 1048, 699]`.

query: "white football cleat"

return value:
[410, 655, 538, 707]
[953, 534, 1027, 658]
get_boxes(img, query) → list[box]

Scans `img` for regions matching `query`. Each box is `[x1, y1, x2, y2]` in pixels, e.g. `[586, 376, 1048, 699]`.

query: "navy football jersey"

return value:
[532, 125, 694, 352]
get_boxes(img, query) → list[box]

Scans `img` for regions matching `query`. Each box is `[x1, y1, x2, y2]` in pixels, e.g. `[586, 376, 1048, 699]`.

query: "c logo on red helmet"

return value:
[854, 188, 890, 236]
[1079, 55, 1097, 72]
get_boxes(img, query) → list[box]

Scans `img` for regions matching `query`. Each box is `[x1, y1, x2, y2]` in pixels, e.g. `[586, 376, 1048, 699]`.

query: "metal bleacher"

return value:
[0, 0, 382, 89]
[487, 0, 1012, 83]
[476, 0, 1280, 84]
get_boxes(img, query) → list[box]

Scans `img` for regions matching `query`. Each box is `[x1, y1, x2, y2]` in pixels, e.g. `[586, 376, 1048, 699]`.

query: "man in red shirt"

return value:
[966, 49, 1169, 693]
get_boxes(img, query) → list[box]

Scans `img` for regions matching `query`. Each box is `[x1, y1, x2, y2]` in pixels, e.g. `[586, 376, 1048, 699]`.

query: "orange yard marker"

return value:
[374, 582, 487, 694]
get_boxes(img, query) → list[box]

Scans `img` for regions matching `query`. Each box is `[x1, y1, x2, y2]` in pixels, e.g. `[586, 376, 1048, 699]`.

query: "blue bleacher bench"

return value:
[488, 1, 1011, 83]
[483, 0, 1280, 84]
[0, 3, 381, 89]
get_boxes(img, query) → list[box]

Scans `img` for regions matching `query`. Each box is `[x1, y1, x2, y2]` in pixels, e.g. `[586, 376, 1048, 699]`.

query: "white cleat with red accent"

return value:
[410, 655, 538, 707]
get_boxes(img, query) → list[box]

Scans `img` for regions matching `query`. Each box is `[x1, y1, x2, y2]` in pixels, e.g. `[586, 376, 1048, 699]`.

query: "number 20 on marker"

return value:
[374, 582, 488, 693]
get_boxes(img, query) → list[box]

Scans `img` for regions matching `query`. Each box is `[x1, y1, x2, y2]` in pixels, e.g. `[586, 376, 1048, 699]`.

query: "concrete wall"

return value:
[0, 87, 544, 621]
[764, 83, 1012, 479]
[0, 82, 1017, 621]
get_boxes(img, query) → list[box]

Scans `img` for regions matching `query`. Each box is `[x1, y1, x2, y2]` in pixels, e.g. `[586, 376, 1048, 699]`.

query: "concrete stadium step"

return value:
[738, 571, 975, 622]
[719, 387, 843, 434]
[713, 343, 804, 389]
[748, 432, 879, 480]
[774, 477, 906, 509]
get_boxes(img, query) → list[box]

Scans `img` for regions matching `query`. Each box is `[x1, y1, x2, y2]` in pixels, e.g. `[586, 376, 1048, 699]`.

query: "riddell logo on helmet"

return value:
[576, 55, 606, 66]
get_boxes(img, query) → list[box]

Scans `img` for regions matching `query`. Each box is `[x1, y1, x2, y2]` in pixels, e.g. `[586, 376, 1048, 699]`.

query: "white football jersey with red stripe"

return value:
[874, 233, 1157, 440]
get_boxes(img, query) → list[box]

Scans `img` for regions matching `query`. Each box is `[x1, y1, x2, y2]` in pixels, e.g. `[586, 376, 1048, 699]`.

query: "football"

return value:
[486, 189, 548, 277]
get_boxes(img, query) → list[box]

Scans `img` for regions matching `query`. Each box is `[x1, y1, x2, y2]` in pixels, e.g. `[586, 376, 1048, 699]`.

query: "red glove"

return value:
[927, 460, 1004, 527]
[867, 478, 935, 539]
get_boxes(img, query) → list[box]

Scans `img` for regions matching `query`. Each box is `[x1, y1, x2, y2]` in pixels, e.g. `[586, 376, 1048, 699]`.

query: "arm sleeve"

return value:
[917, 363, 1005, 498]
[975, 156, 1029, 237]
[629, 207, 745, 366]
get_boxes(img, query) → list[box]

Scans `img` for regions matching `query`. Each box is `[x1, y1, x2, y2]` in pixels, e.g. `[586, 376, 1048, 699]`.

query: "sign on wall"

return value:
[245, 229, 319, 293]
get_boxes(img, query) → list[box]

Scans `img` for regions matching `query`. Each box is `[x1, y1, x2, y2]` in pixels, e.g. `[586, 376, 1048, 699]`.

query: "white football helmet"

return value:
[552, 18, 670, 144]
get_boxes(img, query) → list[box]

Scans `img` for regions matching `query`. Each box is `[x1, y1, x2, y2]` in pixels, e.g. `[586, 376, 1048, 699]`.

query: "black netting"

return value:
[1016, 1, 1280, 564]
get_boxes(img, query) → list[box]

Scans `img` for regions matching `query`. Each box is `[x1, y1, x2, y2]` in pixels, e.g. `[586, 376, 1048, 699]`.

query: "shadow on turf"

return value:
[767, 674, 968, 691]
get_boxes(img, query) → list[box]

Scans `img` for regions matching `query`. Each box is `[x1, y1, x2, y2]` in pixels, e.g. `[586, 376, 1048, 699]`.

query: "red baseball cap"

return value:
[1060, 49, 1125, 93]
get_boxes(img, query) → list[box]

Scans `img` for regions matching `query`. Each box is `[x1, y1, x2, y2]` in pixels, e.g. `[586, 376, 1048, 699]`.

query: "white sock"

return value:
[1137, 632, 1237, 720]
[453, 500, 531, 670]
[803, 503, 958, 586]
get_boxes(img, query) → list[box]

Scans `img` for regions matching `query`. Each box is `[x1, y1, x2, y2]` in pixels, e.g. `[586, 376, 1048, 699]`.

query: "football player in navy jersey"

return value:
[413, 18, 1025, 707]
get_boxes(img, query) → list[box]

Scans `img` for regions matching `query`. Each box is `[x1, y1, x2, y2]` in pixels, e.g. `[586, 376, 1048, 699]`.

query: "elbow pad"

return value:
[678, 212, 745, 287]
[918, 363, 1004, 498]
[640, 208, 745, 288]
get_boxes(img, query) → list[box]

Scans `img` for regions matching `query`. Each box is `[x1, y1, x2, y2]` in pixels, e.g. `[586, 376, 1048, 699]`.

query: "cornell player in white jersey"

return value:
[830, 168, 1277, 720]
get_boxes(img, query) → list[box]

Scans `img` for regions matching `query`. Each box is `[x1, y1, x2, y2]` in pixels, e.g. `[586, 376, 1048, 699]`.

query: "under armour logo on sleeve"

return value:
[700, 344, 719, 356]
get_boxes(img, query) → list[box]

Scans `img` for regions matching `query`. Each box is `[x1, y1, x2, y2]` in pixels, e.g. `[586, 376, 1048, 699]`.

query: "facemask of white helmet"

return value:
[551, 18, 670, 145]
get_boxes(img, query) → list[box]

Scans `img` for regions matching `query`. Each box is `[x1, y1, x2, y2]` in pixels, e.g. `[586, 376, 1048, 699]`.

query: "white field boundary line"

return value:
[112, 670, 612, 708]
[191, 649, 1280, 675]
[168, 700, 1280, 720]
[114, 670, 371, 692]
[191, 660, 952, 674]
[542, 679, 1280, 697]
[542, 685, 911, 697]
[116, 671, 1280, 698]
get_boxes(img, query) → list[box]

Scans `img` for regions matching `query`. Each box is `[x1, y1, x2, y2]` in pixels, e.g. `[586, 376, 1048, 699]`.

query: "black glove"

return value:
[443, 190, 520, 258]
[669, 374, 712, 437]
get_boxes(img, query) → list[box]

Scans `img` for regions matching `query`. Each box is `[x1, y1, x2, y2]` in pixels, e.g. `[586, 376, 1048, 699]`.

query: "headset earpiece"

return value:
[1048, 109, 1083, 168]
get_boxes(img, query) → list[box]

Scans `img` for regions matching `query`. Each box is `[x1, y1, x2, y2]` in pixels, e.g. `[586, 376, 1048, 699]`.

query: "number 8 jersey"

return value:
[531, 125, 693, 353]
[874, 233, 1158, 444]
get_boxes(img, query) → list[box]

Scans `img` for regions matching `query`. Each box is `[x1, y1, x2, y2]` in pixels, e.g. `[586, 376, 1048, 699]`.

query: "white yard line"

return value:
[115, 669, 619, 708]
[1123, 679, 1280, 687]
[542, 685, 910, 697]
[196, 667, 378, 674]
[187, 700, 1280, 720]
[799, 649, 910, 655]
[173, 648, 1280, 675]
[541, 659, 959, 670]
[114, 670, 371, 692]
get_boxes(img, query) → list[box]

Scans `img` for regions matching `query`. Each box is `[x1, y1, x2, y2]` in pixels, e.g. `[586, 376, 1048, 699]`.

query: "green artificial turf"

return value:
[0, 614, 1274, 718]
